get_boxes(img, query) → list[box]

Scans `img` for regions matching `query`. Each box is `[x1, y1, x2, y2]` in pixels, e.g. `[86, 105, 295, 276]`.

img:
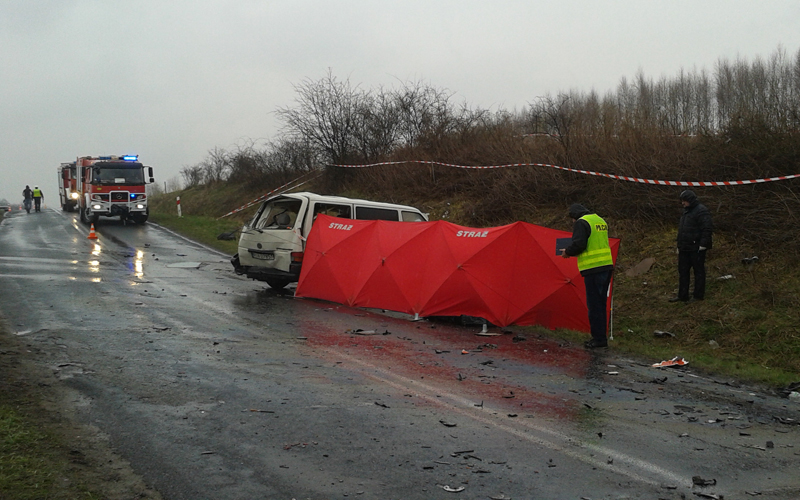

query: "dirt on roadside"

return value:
[0, 325, 163, 500]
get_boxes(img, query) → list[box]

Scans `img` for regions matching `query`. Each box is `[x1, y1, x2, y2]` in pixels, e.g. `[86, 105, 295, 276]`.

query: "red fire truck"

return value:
[76, 155, 154, 224]
[57, 161, 78, 212]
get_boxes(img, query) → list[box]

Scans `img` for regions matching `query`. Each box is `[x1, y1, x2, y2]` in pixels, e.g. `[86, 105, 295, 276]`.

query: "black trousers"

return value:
[584, 270, 613, 341]
[678, 250, 706, 300]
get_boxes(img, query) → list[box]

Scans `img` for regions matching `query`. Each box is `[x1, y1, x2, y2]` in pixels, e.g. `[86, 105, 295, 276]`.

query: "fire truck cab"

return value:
[76, 155, 155, 224]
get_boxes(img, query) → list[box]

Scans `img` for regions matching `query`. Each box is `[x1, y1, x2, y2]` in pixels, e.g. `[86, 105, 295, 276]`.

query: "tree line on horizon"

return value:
[165, 46, 800, 249]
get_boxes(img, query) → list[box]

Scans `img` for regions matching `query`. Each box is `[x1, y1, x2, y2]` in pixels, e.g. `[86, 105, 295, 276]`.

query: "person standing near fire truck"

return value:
[32, 186, 43, 212]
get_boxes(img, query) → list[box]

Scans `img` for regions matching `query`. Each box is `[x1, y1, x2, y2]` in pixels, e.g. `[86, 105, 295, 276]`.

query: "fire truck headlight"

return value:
[92, 204, 102, 210]
[136, 204, 145, 209]
[70, 192, 79, 199]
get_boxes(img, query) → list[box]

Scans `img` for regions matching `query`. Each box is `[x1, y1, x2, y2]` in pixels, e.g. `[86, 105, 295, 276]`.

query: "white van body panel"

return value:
[233, 192, 427, 287]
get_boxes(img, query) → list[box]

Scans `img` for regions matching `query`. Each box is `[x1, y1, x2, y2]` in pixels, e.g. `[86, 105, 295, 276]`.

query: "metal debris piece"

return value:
[654, 330, 675, 338]
[346, 328, 390, 335]
[692, 476, 717, 486]
[439, 420, 457, 427]
[441, 485, 465, 492]
[774, 416, 799, 425]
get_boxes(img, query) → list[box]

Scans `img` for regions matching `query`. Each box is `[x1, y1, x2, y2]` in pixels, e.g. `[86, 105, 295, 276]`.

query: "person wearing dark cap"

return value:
[670, 190, 713, 303]
[561, 204, 615, 348]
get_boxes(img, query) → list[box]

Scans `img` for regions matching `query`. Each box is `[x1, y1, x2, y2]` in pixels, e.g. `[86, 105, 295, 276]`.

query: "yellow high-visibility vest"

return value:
[577, 213, 613, 272]
[32, 188, 42, 198]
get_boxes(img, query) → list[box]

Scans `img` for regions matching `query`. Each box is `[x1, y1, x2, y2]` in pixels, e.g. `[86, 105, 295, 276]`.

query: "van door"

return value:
[304, 202, 353, 239]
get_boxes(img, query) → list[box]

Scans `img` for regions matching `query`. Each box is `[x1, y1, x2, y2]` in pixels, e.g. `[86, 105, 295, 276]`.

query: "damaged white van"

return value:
[231, 192, 428, 289]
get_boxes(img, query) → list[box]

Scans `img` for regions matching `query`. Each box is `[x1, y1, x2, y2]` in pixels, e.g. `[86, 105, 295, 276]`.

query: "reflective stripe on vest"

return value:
[33, 188, 42, 198]
[577, 214, 613, 272]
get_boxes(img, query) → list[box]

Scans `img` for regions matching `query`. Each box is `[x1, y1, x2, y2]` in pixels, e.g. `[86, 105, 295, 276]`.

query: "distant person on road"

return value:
[670, 190, 713, 303]
[32, 186, 43, 212]
[22, 185, 33, 213]
[561, 204, 615, 349]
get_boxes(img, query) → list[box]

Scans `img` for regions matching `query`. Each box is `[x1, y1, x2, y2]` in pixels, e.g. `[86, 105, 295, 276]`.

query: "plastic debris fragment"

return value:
[652, 356, 688, 368]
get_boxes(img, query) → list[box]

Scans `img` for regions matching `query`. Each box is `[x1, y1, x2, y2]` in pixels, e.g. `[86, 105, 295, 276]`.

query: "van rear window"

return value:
[356, 206, 399, 221]
[401, 211, 426, 222]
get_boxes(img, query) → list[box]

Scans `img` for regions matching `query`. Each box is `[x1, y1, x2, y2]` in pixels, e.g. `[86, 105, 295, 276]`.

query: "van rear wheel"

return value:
[265, 278, 290, 290]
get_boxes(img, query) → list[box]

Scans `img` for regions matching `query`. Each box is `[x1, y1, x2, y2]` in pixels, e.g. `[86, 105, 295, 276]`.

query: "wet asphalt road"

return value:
[1, 208, 799, 500]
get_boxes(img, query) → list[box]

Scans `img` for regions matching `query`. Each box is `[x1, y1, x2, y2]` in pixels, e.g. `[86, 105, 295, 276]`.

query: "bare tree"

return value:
[277, 70, 369, 164]
[180, 165, 203, 187]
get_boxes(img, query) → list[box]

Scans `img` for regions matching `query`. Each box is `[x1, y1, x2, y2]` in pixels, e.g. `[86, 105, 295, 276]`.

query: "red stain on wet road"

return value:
[298, 313, 595, 420]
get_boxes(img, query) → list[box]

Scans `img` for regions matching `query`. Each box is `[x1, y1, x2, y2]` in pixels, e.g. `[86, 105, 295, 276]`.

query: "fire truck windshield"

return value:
[92, 164, 145, 185]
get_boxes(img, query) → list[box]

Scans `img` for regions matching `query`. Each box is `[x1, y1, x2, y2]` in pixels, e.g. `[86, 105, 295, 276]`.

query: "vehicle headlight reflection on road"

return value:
[89, 244, 101, 274]
[134, 250, 144, 278]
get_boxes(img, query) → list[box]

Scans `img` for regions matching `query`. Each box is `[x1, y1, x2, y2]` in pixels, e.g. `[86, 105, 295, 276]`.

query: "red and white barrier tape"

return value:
[218, 160, 799, 219]
[216, 169, 323, 219]
[327, 160, 800, 187]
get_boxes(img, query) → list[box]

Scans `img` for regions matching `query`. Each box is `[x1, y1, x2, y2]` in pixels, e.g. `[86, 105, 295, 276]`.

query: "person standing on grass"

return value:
[561, 204, 615, 349]
[670, 189, 713, 303]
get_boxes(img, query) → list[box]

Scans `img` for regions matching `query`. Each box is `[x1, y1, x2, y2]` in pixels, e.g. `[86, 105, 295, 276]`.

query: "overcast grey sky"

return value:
[1, 0, 799, 204]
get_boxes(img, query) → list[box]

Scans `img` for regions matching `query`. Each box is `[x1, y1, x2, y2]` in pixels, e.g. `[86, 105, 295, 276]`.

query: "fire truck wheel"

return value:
[131, 213, 148, 224]
[82, 207, 98, 224]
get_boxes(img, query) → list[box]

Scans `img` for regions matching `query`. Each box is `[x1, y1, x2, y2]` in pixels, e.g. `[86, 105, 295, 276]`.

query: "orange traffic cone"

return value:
[87, 224, 98, 240]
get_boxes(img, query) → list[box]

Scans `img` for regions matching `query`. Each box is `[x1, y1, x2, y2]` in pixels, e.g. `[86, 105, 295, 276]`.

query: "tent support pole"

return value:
[609, 289, 614, 341]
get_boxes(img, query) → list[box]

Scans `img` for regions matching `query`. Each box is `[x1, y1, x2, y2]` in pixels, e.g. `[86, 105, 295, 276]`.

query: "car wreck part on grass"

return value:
[652, 356, 688, 368]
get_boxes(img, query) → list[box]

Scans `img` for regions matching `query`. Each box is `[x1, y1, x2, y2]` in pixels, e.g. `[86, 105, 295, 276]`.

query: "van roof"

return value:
[274, 191, 422, 212]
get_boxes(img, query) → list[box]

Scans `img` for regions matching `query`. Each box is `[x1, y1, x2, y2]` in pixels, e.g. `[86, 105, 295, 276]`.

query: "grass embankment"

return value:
[150, 184, 800, 389]
[0, 325, 100, 499]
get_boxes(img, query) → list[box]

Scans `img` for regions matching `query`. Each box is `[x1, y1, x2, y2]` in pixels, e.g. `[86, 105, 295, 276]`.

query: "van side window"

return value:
[313, 203, 352, 219]
[356, 206, 399, 221]
[401, 211, 426, 222]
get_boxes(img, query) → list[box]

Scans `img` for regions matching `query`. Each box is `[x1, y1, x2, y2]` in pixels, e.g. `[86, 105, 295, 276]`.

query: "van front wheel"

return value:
[265, 278, 290, 290]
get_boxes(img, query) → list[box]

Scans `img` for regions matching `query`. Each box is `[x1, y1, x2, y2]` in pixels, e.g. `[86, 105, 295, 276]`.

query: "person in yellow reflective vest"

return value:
[32, 186, 44, 212]
[561, 204, 615, 348]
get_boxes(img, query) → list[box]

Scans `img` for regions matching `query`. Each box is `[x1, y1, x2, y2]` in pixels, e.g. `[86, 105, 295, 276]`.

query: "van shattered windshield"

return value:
[255, 198, 302, 230]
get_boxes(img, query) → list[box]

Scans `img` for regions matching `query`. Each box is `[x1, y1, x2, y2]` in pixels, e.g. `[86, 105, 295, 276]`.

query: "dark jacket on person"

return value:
[23, 187, 33, 200]
[564, 203, 614, 276]
[677, 196, 713, 252]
